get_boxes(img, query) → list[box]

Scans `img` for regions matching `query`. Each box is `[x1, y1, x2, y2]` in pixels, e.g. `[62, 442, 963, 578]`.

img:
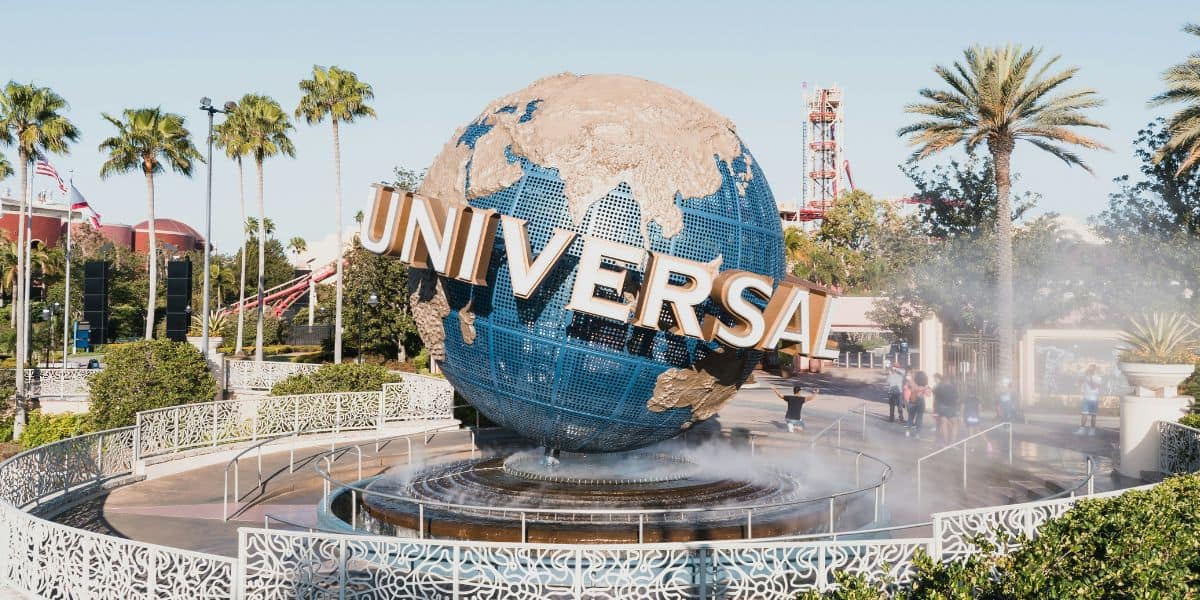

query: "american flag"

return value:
[34, 155, 67, 193]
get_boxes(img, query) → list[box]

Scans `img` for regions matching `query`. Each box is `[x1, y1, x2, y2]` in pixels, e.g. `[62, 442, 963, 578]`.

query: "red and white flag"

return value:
[34, 155, 67, 194]
[69, 182, 101, 229]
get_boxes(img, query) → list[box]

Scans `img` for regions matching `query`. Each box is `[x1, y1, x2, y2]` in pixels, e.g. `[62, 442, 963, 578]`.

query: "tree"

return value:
[88, 339, 217, 429]
[296, 65, 377, 366]
[214, 104, 251, 355]
[1150, 23, 1200, 176]
[343, 237, 419, 361]
[901, 153, 1038, 238]
[1096, 119, 1200, 237]
[0, 152, 10, 181]
[98, 108, 202, 340]
[225, 94, 295, 362]
[287, 237, 307, 257]
[0, 81, 79, 421]
[232, 237, 294, 293]
[898, 45, 1108, 380]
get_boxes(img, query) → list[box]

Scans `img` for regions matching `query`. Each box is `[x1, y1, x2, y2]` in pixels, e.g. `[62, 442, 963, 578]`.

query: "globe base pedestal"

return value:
[1119, 394, 1191, 479]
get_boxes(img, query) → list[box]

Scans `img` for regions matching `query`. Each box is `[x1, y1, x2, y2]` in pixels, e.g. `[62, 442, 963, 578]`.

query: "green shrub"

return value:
[1181, 413, 1200, 429]
[0, 416, 13, 443]
[807, 474, 1200, 598]
[413, 348, 430, 373]
[19, 411, 93, 449]
[270, 363, 400, 396]
[88, 339, 217, 429]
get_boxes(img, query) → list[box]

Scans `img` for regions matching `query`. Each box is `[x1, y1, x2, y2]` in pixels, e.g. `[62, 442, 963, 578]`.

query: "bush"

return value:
[19, 411, 93, 449]
[217, 314, 286, 353]
[270, 363, 400, 396]
[413, 348, 430, 373]
[88, 339, 218, 429]
[1181, 413, 1200, 429]
[806, 474, 1200, 598]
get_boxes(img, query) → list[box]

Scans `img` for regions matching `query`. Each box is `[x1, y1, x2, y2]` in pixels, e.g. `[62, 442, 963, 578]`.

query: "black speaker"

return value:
[165, 258, 192, 342]
[83, 261, 109, 344]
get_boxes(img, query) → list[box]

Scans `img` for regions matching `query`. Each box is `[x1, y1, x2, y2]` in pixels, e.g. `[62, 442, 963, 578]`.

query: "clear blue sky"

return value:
[2, 0, 1193, 255]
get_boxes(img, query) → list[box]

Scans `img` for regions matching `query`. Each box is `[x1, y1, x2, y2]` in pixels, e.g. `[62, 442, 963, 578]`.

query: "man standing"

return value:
[933, 373, 960, 446]
[886, 362, 905, 422]
[1076, 364, 1101, 436]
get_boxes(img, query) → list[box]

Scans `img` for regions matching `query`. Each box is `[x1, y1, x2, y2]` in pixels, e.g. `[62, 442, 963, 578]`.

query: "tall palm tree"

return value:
[1151, 23, 1200, 175]
[295, 65, 376, 364]
[287, 237, 307, 258]
[214, 106, 251, 356]
[98, 108, 202, 339]
[0, 82, 79, 417]
[227, 94, 295, 361]
[898, 45, 1107, 378]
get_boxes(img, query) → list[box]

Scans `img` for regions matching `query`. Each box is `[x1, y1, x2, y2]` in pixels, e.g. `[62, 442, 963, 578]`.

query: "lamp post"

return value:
[356, 292, 379, 364]
[40, 303, 60, 367]
[199, 97, 236, 358]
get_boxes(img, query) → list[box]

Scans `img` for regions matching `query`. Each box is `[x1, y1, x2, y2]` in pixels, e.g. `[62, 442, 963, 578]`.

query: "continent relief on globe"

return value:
[364, 73, 834, 452]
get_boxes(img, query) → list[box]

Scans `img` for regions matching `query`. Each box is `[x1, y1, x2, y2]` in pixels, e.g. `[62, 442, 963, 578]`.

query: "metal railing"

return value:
[1159, 420, 1200, 474]
[916, 422, 1012, 504]
[313, 428, 892, 542]
[223, 358, 319, 391]
[808, 401, 868, 447]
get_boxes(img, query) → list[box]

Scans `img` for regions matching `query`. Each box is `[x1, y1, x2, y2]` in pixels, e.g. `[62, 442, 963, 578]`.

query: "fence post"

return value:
[133, 414, 143, 463]
[294, 397, 301, 434]
[697, 547, 709, 600]
[378, 390, 386, 430]
[212, 403, 219, 447]
[173, 410, 180, 451]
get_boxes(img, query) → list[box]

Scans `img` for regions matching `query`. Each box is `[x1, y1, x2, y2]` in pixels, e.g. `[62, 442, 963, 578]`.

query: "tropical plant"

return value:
[287, 236, 307, 257]
[19, 411, 93, 449]
[1150, 23, 1200, 176]
[296, 65, 376, 365]
[88, 339, 217, 429]
[98, 108, 202, 340]
[224, 94, 295, 362]
[0, 152, 10, 181]
[0, 81, 79, 414]
[898, 45, 1108, 380]
[1119, 312, 1199, 364]
[245, 216, 275, 239]
[214, 103, 251, 355]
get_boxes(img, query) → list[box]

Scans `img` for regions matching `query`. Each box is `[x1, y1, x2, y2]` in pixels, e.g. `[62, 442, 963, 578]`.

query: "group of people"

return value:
[886, 364, 985, 446]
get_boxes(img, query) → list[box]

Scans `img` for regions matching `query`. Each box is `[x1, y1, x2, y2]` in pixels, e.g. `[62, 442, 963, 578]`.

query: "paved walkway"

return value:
[50, 368, 1135, 556]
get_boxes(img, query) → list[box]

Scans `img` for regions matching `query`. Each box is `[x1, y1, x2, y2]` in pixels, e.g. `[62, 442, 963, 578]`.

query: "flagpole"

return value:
[23, 182, 34, 367]
[63, 176, 73, 367]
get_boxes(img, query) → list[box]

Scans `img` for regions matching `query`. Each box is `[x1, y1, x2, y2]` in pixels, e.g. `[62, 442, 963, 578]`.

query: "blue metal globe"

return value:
[415, 74, 785, 452]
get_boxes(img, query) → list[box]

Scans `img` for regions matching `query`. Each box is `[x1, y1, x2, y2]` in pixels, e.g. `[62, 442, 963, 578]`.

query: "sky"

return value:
[1, 0, 1194, 261]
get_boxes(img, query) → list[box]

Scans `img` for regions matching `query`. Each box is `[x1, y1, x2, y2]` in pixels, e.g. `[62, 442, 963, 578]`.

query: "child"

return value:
[1076, 364, 1101, 436]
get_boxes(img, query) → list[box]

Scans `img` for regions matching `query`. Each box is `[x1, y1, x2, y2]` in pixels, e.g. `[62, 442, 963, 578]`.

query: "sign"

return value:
[361, 184, 837, 358]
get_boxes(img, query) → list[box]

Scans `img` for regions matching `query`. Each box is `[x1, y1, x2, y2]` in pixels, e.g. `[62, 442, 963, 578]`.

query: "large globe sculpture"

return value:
[410, 73, 785, 452]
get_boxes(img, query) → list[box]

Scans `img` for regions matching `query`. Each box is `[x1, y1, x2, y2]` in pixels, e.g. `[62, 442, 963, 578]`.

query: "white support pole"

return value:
[62, 204, 72, 366]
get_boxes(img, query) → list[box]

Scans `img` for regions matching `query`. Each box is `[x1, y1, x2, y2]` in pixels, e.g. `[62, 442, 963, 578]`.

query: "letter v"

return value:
[501, 215, 576, 299]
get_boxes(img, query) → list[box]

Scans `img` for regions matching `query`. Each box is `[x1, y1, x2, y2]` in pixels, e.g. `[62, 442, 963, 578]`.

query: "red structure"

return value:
[0, 196, 204, 252]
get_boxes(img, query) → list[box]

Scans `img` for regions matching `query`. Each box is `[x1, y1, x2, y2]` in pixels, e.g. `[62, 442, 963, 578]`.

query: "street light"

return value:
[356, 293, 379, 364]
[40, 303, 60, 367]
[199, 97, 235, 358]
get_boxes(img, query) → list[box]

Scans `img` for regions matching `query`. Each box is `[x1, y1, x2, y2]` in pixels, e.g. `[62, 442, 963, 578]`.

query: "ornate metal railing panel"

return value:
[135, 389, 444, 459]
[27, 367, 96, 398]
[224, 359, 319, 392]
[381, 374, 454, 421]
[1159, 420, 1200, 474]
[0, 425, 234, 599]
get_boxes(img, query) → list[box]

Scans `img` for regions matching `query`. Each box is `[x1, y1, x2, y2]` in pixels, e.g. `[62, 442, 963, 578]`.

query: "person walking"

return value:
[1076, 364, 1101, 436]
[933, 374, 961, 446]
[996, 377, 1017, 423]
[886, 362, 905, 422]
[906, 370, 931, 436]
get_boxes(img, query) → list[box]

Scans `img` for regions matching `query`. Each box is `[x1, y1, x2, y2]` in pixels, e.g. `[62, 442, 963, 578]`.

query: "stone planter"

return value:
[1117, 361, 1196, 478]
[1118, 362, 1195, 398]
[187, 336, 224, 357]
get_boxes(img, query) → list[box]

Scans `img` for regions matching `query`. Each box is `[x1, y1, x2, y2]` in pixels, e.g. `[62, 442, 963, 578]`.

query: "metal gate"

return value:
[943, 333, 1000, 406]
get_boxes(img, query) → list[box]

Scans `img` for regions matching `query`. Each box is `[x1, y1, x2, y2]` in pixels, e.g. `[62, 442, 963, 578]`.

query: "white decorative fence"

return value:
[0, 427, 235, 599]
[3, 368, 96, 398]
[1159, 420, 1200, 475]
[136, 375, 454, 459]
[224, 360, 320, 392]
[0, 368, 1192, 600]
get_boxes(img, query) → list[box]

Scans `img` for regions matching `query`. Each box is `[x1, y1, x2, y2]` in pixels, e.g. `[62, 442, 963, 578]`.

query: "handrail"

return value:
[222, 432, 297, 521]
[917, 422, 1013, 504]
[809, 401, 868, 448]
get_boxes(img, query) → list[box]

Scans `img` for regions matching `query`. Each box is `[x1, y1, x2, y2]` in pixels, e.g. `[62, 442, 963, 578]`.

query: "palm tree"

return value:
[287, 236, 307, 257]
[0, 152, 11, 181]
[214, 106, 251, 356]
[898, 45, 1107, 378]
[1151, 23, 1200, 175]
[0, 82, 79, 416]
[98, 108, 202, 339]
[296, 65, 376, 364]
[227, 94, 295, 361]
[245, 216, 275, 239]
